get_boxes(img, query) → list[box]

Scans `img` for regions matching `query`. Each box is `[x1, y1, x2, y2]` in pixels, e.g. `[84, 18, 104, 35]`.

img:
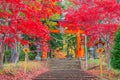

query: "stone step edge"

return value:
[33, 77, 99, 80]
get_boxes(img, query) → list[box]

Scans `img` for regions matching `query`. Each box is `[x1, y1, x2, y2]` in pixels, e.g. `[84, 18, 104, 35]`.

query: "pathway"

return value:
[33, 58, 100, 80]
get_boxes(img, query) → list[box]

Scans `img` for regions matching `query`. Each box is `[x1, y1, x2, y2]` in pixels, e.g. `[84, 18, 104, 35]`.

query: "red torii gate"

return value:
[42, 29, 84, 59]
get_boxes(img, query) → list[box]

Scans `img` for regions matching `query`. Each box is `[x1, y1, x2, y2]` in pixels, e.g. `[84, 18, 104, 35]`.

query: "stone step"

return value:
[48, 59, 79, 62]
[49, 62, 79, 63]
[50, 69, 81, 70]
[36, 73, 95, 78]
[50, 66, 80, 68]
[48, 61, 79, 64]
[48, 63, 79, 65]
[49, 64, 80, 66]
[33, 69, 100, 79]
[33, 59, 100, 80]
[50, 67, 80, 69]
[49, 59, 79, 61]
[33, 78, 99, 80]
[48, 59, 80, 69]
[35, 75, 98, 79]
[48, 70, 87, 73]
[50, 68, 80, 70]
[37, 74, 96, 78]
[49, 61, 79, 63]
[49, 66, 81, 69]
[49, 65, 80, 67]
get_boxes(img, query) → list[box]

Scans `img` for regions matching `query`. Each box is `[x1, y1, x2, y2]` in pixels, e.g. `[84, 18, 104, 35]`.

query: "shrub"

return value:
[111, 27, 120, 69]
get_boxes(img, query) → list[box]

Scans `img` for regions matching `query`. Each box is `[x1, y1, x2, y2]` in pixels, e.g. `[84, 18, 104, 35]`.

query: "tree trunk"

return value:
[0, 52, 4, 69]
[106, 43, 111, 70]
[0, 42, 5, 70]
[104, 46, 110, 70]
[10, 42, 19, 67]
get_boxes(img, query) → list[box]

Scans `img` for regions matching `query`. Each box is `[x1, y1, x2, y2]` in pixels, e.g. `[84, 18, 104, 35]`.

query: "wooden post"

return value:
[42, 51, 47, 59]
[95, 39, 105, 77]
[24, 54, 28, 73]
[83, 34, 88, 70]
[42, 42, 47, 59]
[76, 30, 84, 58]
[23, 47, 30, 73]
[96, 48, 104, 77]
[76, 31, 80, 58]
[99, 54, 103, 76]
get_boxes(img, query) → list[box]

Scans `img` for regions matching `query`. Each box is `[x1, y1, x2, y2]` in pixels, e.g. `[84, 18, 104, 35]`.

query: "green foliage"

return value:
[49, 33, 63, 49]
[50, 13, 60, 21]
[19, 51, 36, 61]
[30, 44, 36, 50]
[4, 50, 10, 57]
[19, 34, 37, 61]
[28, 52, 36, 60]
[111, 27, 120, 70]
[40, 13, 61, 29]
[19, 12, 25, 17]
[59, 0, 74, 10]
[49, 33, 76, 56]
[19, 51, 25, 61]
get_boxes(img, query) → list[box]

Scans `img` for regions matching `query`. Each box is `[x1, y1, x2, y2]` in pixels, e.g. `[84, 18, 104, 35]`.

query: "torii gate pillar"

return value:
[42, 42, 48, 59]
[76, 30, 84, 58]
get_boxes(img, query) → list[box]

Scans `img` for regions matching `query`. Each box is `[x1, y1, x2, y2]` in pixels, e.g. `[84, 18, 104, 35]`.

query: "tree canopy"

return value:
[59, 0, 120, 46]
[0, 0, 61, 48]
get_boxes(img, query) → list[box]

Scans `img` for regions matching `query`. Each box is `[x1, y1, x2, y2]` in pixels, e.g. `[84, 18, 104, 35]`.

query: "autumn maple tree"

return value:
[60, 0, 120, 46]
[59, 0, 120, 67]
[0, 0, 61, 69]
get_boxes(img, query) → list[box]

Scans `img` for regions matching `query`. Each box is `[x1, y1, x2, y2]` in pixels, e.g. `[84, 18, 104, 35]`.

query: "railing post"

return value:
[83, 34, 88, 70]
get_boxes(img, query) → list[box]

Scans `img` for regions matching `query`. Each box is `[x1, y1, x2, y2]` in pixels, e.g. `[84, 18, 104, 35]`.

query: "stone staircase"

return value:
[48, 58, 81, 70]
[33, 58, 100, 80]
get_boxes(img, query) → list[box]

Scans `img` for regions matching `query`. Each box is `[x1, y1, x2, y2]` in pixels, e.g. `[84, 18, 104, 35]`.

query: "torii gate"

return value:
[42, 29, 84, 59]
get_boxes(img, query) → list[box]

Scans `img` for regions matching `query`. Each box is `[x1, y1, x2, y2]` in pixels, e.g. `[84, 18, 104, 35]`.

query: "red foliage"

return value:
[85, 24, 118, 46]
[60, 0, 120, 46]
[0, 0, 61, 49]
[0, 62, 49, 80]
